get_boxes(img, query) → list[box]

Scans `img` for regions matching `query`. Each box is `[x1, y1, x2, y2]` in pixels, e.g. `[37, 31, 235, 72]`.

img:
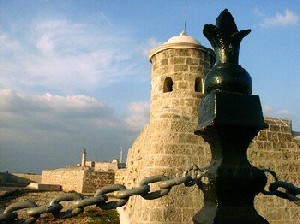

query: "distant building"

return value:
[42, 149, 125, 193]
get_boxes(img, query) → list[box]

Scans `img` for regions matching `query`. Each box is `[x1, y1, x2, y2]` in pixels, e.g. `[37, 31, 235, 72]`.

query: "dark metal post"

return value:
[194, 9, 269, 224]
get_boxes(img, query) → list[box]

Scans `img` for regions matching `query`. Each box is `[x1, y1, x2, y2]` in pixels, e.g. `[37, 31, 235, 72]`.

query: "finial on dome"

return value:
[182, 0, 187, 36]
[180, 30, 187, 36]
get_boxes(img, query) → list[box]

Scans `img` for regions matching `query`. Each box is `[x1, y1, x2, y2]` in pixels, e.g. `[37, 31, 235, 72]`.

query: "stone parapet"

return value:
[249, 118, 300, 224]
[82, 170, 114, 194]
[41, 167, 115, 194]
[42, 167, 85, 193]
[117, 116, 300, 224]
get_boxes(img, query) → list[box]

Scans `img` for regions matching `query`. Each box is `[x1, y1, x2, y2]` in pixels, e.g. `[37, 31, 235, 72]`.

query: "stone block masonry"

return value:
[116, 117, 300, 224]
[115, 32, 299, 223]
[115, 33, 215, 224]
[249, 118, 300, 224]
[42, 167, 85, 193]
[42, 167, 114, 194]
[82, 170, 114, 193]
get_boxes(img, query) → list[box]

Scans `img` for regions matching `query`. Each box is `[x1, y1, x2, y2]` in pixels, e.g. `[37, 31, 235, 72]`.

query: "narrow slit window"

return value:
[163, 77, 173, 93]
[195, 77, 203, 93]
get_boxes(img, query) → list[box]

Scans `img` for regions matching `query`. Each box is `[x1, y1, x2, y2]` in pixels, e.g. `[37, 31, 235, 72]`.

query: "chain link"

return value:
[262, 168, 300, 206]
[2, 165, 298, 223]
[0, 164, 207, 223]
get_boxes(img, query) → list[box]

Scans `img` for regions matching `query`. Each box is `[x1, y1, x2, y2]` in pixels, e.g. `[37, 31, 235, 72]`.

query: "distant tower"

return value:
[116, 32, 215, 224]
[81, 148, 87, 167]
[119, 147, 123, 163]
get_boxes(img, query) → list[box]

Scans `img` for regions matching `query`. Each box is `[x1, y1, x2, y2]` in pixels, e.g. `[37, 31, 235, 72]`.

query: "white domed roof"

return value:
[166, 31, 200, 45]
[148, 31, 202, 60]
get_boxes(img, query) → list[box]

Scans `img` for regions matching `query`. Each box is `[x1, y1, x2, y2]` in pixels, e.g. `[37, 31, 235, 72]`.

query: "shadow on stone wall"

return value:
[0, 172, 41, 187]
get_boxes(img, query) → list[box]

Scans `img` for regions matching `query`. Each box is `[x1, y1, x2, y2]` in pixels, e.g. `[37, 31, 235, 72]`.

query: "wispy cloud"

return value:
[260, 9, 299, 28]
[0, 32, 20, 51]
[263, 104, 294, 119]
[0, 10, 153, 173]
[36, 34, 55, 55]
[125, 101, 150, 131]
[137, 37, 163, 56]
[0, 17, 147, 93]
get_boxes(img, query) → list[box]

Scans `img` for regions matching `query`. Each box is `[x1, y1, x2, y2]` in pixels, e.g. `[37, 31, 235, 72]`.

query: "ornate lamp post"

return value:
[194, 9, 269, 224]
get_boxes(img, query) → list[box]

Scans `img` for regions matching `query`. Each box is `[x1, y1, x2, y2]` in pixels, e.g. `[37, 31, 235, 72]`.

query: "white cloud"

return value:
[263, 104, 294, 119]
[277, 109, 293, 117]
[0, 89, 143, 172]
[0, 17, 148, 93]
[0, 89, 115, 127]
[262, 104, 273, 114]
[41, 94, 105, 109]
[137, 37, 163, 56]
[0, 32, 20, 51]
[36, 34, 55, 55]
[125, 101, 150, 131]
[260, 9, 299, 28]
[0, 12, 152, 172]
[253, 8, 266, 18]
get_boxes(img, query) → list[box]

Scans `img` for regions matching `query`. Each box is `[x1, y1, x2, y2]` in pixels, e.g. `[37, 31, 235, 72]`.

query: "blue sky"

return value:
[0, 0, 299, 173]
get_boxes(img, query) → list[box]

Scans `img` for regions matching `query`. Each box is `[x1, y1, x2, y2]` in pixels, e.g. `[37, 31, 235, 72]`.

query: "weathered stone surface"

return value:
[249, 118, 300, 223]
[115, 38, 214, 224]
[114, 36, 300, 224]
[42, 167, 114, 193]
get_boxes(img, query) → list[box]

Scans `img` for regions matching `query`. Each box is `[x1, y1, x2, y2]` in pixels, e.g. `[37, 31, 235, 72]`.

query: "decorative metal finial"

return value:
[194, 9, 269, 223]
[203, 9, 252, 95]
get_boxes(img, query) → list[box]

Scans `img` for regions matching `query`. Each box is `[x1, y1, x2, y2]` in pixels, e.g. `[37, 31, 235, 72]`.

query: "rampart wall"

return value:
[41, 167, 115, 194]
[116, 118, 300, 224]
[250, 118, 300, 224]
[94, 161, 118, 171]
[42, 168, 85, 192]
[0, 172, 41, 185]
[11, 173, 42, 184]
[82, 170, 114, 193]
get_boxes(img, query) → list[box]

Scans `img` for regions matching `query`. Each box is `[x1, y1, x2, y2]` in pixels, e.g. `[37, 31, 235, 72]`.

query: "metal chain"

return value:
[0, 164, 207, 223]
[262, 168, 300, 206]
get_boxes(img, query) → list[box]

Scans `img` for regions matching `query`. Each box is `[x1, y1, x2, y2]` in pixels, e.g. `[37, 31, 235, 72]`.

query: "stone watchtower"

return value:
[149, 32, 214, 125]
[116, 32, 215, 224]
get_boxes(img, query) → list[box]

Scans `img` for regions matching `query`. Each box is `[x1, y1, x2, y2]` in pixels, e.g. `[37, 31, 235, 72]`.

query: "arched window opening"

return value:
[163, 77, 173, 93]
[195, 77, 203, 93]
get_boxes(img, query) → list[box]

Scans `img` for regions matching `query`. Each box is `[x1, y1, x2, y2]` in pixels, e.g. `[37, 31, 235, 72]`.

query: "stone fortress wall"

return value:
[116, 33, 217, 224]
[41, 156, 121, 194]
[115, 33, 300, 224]
[36, 31, 299, 223]
[41, 167, 114, 194]
[0, 172, 41, 186]
[0, 159, 116, 194]
[250, 118, 300, 224]
[41, 147, 123, 193]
